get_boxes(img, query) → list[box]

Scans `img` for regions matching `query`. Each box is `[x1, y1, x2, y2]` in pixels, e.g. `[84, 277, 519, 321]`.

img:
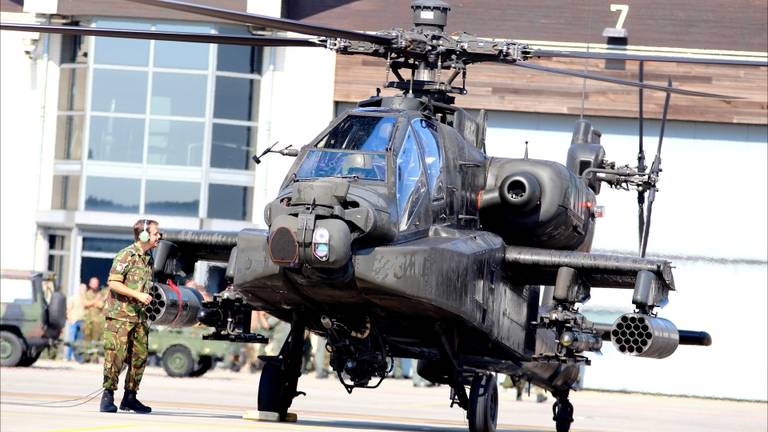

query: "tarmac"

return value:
[1, 360, 766, 432]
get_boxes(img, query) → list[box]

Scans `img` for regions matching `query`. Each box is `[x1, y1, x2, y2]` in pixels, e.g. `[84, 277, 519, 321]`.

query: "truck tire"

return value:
[46, 292, 67, 331]
[0, 331, 25, 367]
[162, 345, 195, 377]
[189, 356, 214, 377]
[18, 350, 42, 367]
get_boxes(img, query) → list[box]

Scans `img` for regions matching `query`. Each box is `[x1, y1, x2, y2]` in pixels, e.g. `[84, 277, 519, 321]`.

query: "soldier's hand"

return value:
[136, 292, 152, 305]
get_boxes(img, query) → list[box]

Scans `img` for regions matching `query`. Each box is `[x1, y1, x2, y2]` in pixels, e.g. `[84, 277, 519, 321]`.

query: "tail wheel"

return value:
[0, 331, 26, 367]
[468, 373, 498, 432]
[162, 345, 195, 377]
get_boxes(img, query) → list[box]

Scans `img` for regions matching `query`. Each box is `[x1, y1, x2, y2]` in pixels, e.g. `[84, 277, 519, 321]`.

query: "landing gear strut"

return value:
[552, 390, 574, 432]
[467, 373, 498, 432]
[257, 314, 306, 420]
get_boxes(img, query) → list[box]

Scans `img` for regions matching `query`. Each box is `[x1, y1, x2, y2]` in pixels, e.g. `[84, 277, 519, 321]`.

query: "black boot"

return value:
[100, 389, 117, 413]
[119, 390, 152, 414]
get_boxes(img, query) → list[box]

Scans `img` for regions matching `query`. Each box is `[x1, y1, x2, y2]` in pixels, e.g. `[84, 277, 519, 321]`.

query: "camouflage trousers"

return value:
[102, 318, 148, 391]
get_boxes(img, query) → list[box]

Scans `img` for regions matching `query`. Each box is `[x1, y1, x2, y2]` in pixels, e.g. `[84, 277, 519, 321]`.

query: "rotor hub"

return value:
[410, 0, 451, 32]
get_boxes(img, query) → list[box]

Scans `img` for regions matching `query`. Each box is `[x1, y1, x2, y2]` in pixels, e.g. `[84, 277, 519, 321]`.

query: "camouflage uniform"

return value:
[102, 243, 153, 391]
[82, 288, 106, 362]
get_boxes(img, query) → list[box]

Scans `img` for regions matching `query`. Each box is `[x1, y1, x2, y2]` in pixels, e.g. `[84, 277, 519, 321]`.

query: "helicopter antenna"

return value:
[640, 78, 672, 257]
[524, 141, 529, 159]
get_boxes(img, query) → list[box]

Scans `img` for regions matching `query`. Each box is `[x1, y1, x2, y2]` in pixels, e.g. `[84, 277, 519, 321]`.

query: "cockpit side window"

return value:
[411, 118, 443, 197]
[317, 115, 396, 152]
[396, 128, 427, 231]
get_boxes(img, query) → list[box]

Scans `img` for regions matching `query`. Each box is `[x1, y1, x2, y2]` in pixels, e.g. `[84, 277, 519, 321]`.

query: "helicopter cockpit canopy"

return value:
[295, 115, 394, 181]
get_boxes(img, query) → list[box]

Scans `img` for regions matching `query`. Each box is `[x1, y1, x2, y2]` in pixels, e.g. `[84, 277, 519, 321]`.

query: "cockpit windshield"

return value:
[317, 115, 396, 151]
[296, 150, 387, 181]
[295, 115, 394, 181]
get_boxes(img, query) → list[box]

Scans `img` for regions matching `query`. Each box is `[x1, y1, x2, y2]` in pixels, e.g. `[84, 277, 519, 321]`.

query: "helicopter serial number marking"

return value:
[610, 4, 630, 30]
[372, 253, 425, 281]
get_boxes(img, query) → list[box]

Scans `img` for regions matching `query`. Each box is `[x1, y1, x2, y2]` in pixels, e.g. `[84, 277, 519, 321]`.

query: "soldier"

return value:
[99, 219, 160, 414]
[82, 276, 106, 363]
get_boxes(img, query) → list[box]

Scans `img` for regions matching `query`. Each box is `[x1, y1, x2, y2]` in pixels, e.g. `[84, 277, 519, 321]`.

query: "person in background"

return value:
[82, 276, 106, 363]
[65, 283, 87, 362]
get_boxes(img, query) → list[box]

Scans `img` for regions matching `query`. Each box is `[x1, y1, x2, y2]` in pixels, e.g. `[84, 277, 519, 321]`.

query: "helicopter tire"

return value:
[553, 398, 574, 432]
[467, 373, 498, 432]
[257, 360, 284, 414]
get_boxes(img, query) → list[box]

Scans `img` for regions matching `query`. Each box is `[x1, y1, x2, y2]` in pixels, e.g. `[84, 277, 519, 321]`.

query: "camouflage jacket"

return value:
[105, 242, 154, 322]
[83, 289, 106, 322]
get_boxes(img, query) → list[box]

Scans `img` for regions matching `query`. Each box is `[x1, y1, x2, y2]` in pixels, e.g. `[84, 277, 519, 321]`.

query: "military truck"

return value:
[1, 270, 67, 367]
[148, 325, 232, 377]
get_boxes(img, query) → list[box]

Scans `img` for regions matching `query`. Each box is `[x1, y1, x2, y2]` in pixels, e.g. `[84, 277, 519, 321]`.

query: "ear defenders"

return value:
[139, 219, 150, 242]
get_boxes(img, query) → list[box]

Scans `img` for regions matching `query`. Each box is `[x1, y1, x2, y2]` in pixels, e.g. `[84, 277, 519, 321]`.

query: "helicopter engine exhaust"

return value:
[479, 159, 596, 250]
[144, 283, 205, 327]
[610, 313, 679, 359]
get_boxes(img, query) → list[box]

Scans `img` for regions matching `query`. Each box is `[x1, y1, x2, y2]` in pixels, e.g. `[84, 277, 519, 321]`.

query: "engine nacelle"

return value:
[479, 159, 596, 250]
[610, 313, 679, 359]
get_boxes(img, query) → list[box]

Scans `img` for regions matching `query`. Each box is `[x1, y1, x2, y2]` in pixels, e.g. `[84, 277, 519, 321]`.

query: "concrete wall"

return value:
[0, 12, 56, 272]
[485, 111, 768, 400]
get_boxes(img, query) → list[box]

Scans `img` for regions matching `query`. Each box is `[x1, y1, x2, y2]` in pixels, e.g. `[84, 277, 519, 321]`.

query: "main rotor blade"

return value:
[0, 23, 322, 47]
[125, 0, 393, 45]
[511, 61, 736, 99]
[533, 49, 768, 67]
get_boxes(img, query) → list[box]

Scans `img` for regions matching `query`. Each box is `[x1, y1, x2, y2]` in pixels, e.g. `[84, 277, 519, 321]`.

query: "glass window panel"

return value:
[85, 176, 140, 213]
[80, 257, 114, 291]
[48, 234, 69, 251]
[93, 20, 150, 66]
[145, 180, 200, 217]
[51, 175, 81, 211]
[207, 184, 253, 221]
[148, 120, 204, 166]
[55, 114, 84, 160]
[412, 118, 442, 193]
[60, 34, 87, 64]
[210, 123, 255, 170]
[91, 69, 148, 114]
[151, 72, 207, 117]
[397, 129, 426, 231]
[0, 279, 34, 303]
[214, 76, 258, 121]
[82, 237, 128, 253]
[58, 67, 87, 111]
[154, 22, 210, 70]
[88, 116, 144, 162]
[217, 44, 261, 74]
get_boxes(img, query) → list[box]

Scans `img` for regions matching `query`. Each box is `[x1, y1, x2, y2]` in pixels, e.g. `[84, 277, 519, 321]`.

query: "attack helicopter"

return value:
[6, 1, 761, 431]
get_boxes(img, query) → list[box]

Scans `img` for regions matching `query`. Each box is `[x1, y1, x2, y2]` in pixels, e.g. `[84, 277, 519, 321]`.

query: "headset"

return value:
[139, 219, 150, 243]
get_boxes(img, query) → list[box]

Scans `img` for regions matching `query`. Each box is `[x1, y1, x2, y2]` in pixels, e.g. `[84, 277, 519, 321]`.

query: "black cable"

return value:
[5, 387, 104, 408]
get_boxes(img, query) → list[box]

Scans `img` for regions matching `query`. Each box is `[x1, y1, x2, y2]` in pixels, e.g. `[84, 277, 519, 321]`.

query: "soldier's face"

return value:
[147, 224, 162, 249]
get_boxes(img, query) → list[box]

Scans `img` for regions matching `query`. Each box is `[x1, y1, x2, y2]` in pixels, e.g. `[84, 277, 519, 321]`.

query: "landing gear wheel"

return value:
[468, 373, 498, 432]
[0, 331, 25, 367]
[553, 397, 574, 432]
